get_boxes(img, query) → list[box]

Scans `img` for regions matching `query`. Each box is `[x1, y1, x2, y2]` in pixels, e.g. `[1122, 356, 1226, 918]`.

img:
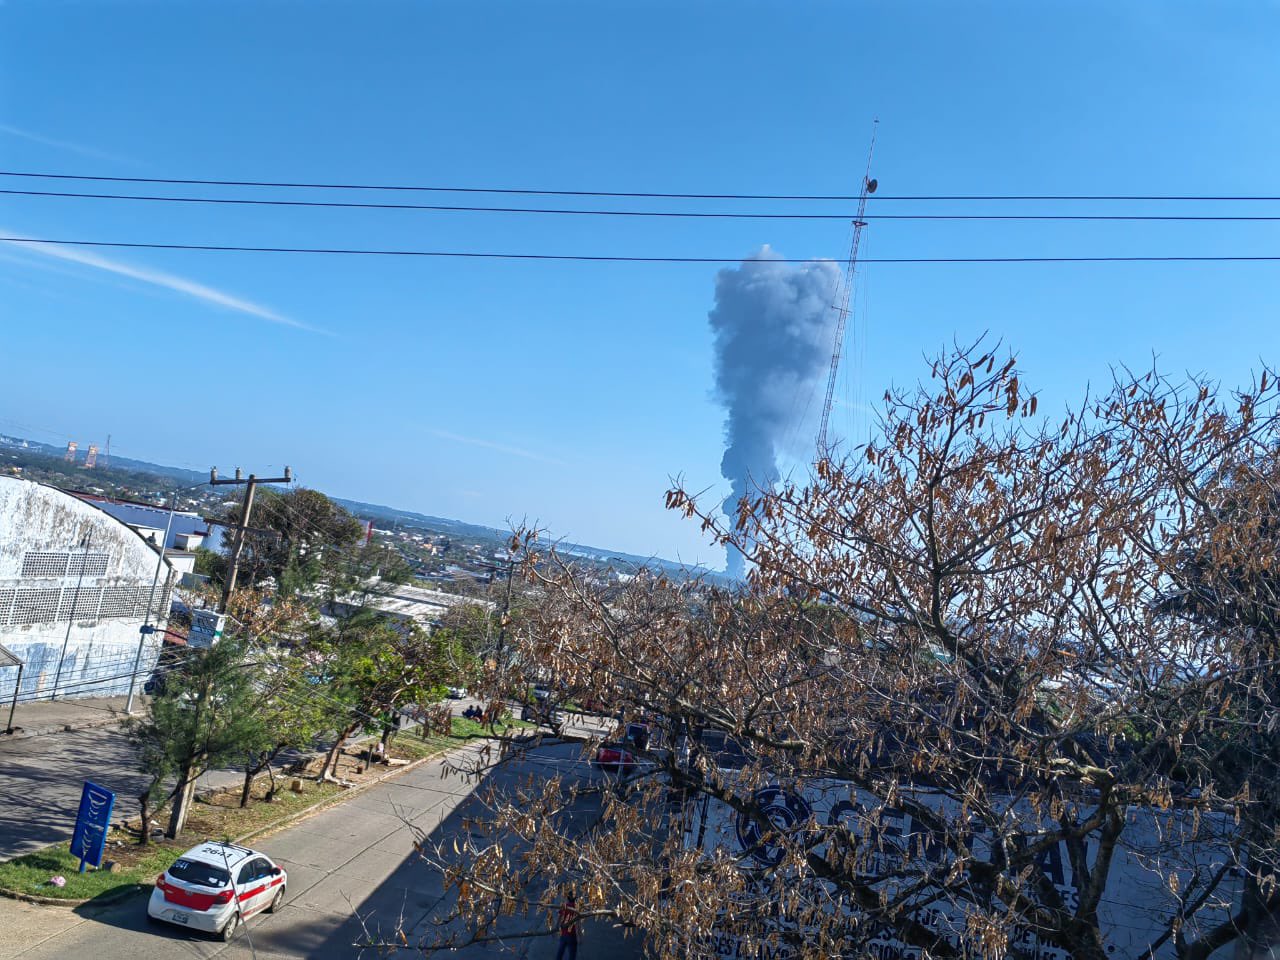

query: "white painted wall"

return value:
[0, 477, 173, 700]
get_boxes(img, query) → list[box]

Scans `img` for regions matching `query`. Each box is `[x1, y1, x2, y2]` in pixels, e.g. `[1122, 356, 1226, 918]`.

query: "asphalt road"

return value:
[0, 697, 583, 861]
[0, 738, 645, 960]
[0, 722, 259, 860]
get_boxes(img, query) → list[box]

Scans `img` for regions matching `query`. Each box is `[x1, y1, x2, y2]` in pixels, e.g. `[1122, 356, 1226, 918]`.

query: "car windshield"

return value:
[168, 859, 231, 888]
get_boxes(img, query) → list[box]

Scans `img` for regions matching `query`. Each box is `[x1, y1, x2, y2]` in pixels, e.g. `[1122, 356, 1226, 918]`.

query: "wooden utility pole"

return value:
[211, 466, 292, 613]
[166, 464, 290, 839]
[478, 557, 517, 667]
[496, 557, 515, 666]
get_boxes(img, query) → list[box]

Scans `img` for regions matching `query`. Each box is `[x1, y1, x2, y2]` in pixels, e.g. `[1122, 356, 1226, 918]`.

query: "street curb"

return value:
[0, 880, 149, 908]
[0, 738, 485, 909]
[231, 740, 476, 846]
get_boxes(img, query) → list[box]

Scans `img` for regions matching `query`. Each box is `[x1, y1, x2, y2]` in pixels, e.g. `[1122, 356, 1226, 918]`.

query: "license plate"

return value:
[172, 912, 189, 924]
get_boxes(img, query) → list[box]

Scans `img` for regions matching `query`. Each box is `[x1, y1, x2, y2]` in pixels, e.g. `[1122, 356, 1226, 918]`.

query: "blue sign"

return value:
[69, 781, 116, 870]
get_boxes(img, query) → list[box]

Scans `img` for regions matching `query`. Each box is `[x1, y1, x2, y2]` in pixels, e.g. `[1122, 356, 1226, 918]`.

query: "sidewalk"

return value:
[0, 694, 607, 745]
[0, 694, 143, 742]
[0, 739, 648, 960]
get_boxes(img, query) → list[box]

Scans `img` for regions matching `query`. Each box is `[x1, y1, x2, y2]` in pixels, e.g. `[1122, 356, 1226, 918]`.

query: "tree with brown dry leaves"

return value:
[395, 341, 1280, 960]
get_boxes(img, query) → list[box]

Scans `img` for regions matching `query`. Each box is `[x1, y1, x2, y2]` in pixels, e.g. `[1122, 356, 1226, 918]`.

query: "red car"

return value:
[593, 742, 636, 774]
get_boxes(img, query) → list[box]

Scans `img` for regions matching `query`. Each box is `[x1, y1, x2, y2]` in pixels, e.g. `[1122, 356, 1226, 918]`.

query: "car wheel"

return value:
[267, 886, 285, 913]
[220, 910, 239, 942]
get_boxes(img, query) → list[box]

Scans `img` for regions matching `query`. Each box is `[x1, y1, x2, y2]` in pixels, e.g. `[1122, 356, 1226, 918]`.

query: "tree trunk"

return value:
[240, 764, 258, 808]
[169, 670, 211, 837]
[138, 791, 151, 846]
[321, 722, 359, 781]
[167, 760, 202, 838]
[264, 760, 277, 802]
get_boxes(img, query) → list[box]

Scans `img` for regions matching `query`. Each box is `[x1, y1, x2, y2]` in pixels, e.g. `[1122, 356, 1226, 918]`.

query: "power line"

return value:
[6, 236, 1280, 265]
[6, 169, 1280, 202]
[14, 186, 1280, 221]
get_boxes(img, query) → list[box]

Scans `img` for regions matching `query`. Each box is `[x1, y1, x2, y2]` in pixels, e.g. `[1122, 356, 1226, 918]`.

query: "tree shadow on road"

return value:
[256, 739, 640, 960]
[73, 886, 228, 958]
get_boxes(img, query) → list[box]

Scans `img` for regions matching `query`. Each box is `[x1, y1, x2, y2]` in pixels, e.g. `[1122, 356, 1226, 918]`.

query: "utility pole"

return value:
[478, 556, 517, 668]
[51, 529, 94, 700]
[126, 481, 208, 715]
[166, 464, 288, 839]
[210, 466, 291, 614]
[496, 557, 515, 666]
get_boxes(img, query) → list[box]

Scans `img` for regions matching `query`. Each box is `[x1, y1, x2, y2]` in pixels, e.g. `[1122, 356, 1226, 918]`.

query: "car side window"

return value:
[237, 862, 256, 885]
[254, 858, 273, 881]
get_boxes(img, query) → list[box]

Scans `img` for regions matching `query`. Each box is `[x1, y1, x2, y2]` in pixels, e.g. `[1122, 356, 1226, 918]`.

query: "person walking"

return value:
[555, 893, 581, 960]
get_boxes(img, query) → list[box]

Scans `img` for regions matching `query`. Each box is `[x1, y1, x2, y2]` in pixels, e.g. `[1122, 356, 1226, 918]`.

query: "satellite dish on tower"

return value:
[866, 177, 878, 194]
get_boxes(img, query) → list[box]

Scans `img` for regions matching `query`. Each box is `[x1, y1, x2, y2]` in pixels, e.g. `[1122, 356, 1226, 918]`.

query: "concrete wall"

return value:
[0, 477, 173, 701]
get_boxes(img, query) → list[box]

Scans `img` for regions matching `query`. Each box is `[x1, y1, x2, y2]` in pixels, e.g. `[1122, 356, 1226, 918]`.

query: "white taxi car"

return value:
[147, 841, 286, 940]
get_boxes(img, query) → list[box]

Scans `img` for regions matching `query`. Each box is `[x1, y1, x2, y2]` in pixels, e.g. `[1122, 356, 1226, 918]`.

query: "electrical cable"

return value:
[6, 169, 1280, 202]
[11, 653, 179, 702]
[10, 629, 389, 723]
[13, 186, 1280, 221]
[7, 236, 1280, 265]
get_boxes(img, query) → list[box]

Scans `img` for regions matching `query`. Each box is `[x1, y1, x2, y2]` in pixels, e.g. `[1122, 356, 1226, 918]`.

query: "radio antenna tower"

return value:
[816, 123, 878, 459]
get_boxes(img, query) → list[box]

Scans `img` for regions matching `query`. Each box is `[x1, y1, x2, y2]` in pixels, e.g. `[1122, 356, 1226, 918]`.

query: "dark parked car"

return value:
[521, 702, 563, 729]
[143, 647, 190, 695]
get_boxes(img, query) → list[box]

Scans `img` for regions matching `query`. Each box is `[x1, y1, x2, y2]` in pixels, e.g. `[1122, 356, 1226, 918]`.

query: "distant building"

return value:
[0, 476, 177, 702]
[173, 531, 205, 551]
[68, 490, 223, 553]
[328, 579, 493, 632]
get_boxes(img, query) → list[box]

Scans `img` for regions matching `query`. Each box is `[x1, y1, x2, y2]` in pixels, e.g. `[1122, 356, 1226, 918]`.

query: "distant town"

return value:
[0, 432, 709, 595]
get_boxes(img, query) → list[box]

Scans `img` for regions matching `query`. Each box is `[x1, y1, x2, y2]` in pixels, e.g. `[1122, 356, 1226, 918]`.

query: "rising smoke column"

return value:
[708, 246, 840, 578]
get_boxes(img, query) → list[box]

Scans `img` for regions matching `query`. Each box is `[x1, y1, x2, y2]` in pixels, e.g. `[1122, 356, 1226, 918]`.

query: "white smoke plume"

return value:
[708, 246, 840, 578]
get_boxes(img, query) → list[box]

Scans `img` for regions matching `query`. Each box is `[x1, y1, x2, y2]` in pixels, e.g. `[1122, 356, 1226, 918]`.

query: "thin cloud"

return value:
[1, 236, 324, 334]
[0, 122, 136, 166]
[427, 428, 569, 466]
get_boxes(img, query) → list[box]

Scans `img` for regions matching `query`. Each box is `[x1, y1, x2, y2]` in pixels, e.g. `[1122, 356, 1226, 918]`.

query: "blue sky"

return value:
[2, 1, 1278, 567]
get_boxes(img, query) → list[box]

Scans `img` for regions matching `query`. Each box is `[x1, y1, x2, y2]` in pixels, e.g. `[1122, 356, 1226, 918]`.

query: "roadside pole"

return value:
[166, 465, 290, 838]
[126, 493, 181, 714]
[2, 655, 22, 734]
[50, 529, 94, 701]
[211, 466, 292, 615]
[496, 556, 515, 667]
[221, 475, 258, 614]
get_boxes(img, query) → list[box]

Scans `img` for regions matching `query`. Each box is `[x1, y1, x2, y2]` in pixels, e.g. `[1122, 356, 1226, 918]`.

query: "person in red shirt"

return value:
[556, 893, 581, 960]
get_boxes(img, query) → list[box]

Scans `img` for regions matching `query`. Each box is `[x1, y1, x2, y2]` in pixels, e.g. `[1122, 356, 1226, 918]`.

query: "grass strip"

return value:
[0, 842, 178, 903]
